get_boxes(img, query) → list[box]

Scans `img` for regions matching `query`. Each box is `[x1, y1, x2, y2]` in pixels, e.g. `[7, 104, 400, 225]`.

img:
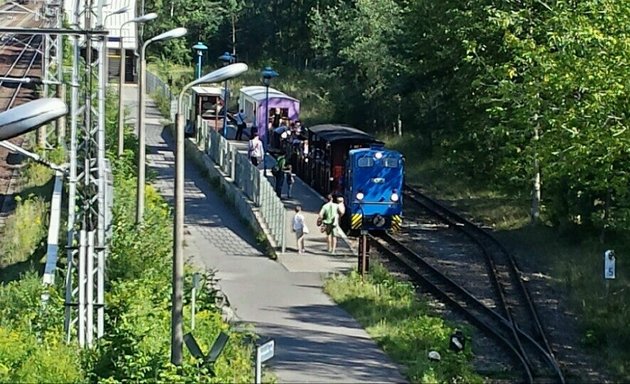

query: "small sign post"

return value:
[358, 229, 369, 277]
[604, 250, 616, 280]
[191, 272, 201, 330]
[604, 250, 616, 297]
[255, 339, 275, 384]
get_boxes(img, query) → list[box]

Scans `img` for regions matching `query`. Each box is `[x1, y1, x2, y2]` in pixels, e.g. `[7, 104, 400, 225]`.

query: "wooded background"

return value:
[143, 0, 630, 234]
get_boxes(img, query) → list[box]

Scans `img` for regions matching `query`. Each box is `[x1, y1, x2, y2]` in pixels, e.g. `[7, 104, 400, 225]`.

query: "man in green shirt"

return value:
[318, 194, 339, 254]
[273, 154, 287, 198]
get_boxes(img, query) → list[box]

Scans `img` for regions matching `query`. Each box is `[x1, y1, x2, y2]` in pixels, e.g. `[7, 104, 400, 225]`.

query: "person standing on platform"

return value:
[235, 109, 247, 140]
[248, 131, 263, 166]
[272, 108, 281, 129]
[272, 153, 287, 197]
[336, 195, 346, 217]
[318, 194, 339, 254]
[292, 205, 308, 254]
[285, 164, 295, 198]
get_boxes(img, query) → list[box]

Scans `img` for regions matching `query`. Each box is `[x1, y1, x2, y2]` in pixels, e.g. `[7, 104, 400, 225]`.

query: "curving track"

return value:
[367, 185, 566, 383]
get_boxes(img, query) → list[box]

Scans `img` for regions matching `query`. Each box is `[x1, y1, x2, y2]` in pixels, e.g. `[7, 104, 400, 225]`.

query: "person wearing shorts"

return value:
[318, 194, 339, 254]
[292, 205, 307, 254]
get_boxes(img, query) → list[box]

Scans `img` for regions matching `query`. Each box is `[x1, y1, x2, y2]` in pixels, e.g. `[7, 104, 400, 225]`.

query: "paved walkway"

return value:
[122, 84, 406, 383]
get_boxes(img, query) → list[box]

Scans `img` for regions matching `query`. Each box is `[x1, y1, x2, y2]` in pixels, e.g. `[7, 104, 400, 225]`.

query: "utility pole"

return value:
[64, 0, 110, 347]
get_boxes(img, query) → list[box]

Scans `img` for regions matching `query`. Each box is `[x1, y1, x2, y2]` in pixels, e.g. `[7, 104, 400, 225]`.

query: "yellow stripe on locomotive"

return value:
[351, 213, 363, 230]
[391, 215, 402, 232]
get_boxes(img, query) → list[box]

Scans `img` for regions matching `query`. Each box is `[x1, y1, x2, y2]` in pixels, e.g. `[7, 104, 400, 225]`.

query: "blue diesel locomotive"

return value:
[345, 145, 404, 232]
[288, 124, 404, 233]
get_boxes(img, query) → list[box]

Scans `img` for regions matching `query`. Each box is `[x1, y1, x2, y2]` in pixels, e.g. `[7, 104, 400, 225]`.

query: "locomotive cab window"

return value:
[384, 158, 399, 168]
[357, 157, 374, 167]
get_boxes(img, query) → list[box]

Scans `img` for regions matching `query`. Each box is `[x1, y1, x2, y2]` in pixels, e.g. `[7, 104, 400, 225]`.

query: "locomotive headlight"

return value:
[356, 192, 364, 201]
[391, 193, 399, 202]
[374, 152, 383, 160]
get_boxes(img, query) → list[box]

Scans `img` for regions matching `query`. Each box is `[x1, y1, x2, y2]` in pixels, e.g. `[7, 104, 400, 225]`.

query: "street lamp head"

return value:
[193, 42, 208, 50]
[149, 27, 188, 44]
[192, 62, 248, 87]
[218, 52, 235, 65]
[261, 66, 279, 86]
[109, 5, 130, 16]
[0, 98, 68, 141]
[131, 12, 158, 23]
[193, 42, 208, 57]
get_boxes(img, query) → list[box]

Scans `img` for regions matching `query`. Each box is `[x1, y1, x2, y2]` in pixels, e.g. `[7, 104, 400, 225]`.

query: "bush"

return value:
[0, 274, 84, 383]
[0, 88, 255, 383]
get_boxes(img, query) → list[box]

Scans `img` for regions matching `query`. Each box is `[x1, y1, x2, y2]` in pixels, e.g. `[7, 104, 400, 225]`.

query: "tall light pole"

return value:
[136, 27, 188, 225]
[173, 62, 248, 365]
[261, 66, 278, 173]
[102, 6, 130, 85]
[117, 12, 157, 157]
[218, 51, 235, 138]
[192, 42, 208, 79]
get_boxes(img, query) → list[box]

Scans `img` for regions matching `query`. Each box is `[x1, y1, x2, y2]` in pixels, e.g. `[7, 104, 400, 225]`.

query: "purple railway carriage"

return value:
[237, 86, 300, 144]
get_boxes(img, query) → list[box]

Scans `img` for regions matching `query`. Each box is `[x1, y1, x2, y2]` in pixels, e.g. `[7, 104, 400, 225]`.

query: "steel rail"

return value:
[402, 184, 565, 383]
[373, 233, 534, 383]
[0, 35, 42, 110]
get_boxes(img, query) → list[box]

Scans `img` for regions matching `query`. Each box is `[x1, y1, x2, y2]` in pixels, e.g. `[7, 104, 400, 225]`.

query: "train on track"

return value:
[192, 84, 405, 233]
[276, 123, 404, 233]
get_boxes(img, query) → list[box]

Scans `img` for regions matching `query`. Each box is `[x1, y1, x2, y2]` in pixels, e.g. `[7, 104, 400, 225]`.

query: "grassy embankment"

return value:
[0, 142, 63, 282]
[385, 133, 629, 381]
[0, 90, 259, 382]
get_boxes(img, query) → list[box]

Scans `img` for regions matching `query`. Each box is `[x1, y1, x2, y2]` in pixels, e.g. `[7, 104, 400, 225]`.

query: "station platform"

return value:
[226, 135, 357, 268]
[122, 84, 406, 383]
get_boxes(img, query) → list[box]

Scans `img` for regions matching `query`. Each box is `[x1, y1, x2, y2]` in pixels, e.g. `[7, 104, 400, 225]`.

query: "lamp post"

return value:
[261, 66, 278, 173]
[261, 66, 278, 147]
[136, 27, 188, 225]
[102, 6, 129, 85]
[192, 42, 208, 79]
[218, 52, 235, 138]
[173, 62, 248, 365]
[117, 12, 157, 157]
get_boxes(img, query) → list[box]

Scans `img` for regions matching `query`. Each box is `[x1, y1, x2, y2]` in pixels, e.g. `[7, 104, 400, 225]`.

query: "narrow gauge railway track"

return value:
[395, 185, 564, 382]
[374, 232, 565, 382]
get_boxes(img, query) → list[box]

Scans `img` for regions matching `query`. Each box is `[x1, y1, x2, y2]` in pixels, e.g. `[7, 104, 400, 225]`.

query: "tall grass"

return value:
[0, 196, 48, 268]
[0, 144, 57, 270]
[325, 264, 482, 383]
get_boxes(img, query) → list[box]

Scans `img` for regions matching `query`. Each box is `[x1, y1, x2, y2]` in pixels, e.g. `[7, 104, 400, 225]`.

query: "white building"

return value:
[64, 0, 138, 82]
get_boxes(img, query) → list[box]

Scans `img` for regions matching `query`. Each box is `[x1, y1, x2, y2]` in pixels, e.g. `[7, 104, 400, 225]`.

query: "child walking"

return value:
[292, 205, 308, 254]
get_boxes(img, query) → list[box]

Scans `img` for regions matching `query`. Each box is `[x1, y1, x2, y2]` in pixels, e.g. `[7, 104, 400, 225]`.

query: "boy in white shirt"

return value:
[292, 205, 308, 254]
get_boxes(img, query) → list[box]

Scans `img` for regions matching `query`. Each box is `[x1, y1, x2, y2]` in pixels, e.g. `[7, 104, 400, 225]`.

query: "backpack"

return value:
[272, 156, 285, 174]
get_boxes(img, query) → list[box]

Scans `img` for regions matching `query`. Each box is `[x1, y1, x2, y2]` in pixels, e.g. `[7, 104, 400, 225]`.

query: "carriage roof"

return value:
[308, 124, 383, 144]
[239, 86, 299, 102]
[191, 85, 223, 96]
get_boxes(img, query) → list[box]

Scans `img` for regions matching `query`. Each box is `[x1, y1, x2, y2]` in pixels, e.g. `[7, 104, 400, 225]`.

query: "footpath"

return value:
[123, 84, 407, 383]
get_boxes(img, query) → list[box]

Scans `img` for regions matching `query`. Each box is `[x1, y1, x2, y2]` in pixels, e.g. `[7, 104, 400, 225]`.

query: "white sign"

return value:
[257, 339, 275, 363]
[255, 339, 275, 384]
[604, 250, 616, 280]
